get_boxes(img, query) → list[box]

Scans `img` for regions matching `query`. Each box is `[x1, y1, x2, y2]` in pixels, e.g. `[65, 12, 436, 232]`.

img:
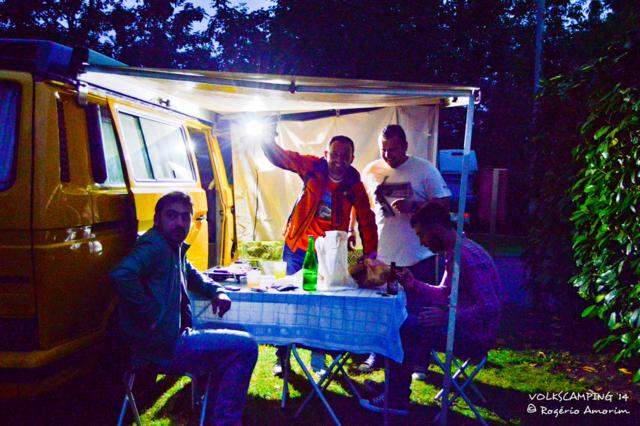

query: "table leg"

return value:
[296, 352, 350, 417]
[291, 345, 341, 426]
[384, 357, 389, 426]
[281, 344, 291, 410]
[336, 356, 364, 401]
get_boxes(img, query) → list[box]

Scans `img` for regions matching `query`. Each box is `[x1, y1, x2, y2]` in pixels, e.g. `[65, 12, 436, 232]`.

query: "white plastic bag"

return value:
[315, 230, 356, 289]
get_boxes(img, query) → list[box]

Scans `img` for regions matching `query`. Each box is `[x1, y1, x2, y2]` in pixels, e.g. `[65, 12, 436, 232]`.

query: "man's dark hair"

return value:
[327, 135, 355, 154]
[410, 202, 454, 230]
[381, 124, 408, 149]
[155, 191, 194, 217]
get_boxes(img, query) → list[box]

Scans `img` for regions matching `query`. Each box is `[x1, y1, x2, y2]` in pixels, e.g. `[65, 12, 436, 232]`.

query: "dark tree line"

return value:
[0, 0, 632, 234]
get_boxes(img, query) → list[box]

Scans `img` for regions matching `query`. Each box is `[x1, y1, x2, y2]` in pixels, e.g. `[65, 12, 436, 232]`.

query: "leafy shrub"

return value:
[238, 241, 284, 266]
[238, 240, 363, 266]
[569, 32, 640, 381]
[529, 23, 640, 380]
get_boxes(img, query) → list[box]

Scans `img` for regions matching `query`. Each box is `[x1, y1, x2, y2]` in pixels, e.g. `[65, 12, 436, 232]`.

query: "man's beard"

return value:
[161, 225, 187, 246]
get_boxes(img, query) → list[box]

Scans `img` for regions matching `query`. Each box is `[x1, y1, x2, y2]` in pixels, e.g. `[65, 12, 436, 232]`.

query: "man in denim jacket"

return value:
[111, 191, 258, 426]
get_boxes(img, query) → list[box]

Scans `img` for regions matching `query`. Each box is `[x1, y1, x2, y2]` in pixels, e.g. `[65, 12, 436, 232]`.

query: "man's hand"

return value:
[417, 306, 448, 327]
[396, 267, 416, 291]
[347, 230, 356, 251]
[211, 293, 232, 318]
[391, 198, 415, 214]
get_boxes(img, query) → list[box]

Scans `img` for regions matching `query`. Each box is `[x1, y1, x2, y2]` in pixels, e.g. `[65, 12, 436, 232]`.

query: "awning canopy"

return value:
[83, 66, 478, 118]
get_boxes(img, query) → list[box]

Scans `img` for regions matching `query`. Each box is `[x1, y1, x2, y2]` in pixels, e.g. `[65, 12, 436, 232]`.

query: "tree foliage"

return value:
[0, 0, 212, 68]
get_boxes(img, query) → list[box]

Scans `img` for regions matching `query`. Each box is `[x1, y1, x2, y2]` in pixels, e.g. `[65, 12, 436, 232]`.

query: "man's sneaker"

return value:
[273, 351, 290, 377]
[412, 364, 429, 381]
[358, 353, 377, 373]
[412, 371, 428, 381]
[310, 351, 327, 376]
[313, 369, 328, 381]
[359, 393, 409, 416]
[273, 359, 283, 377]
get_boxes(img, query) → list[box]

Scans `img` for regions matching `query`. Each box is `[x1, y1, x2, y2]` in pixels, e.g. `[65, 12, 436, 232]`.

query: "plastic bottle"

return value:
[302, 236, 318, 291]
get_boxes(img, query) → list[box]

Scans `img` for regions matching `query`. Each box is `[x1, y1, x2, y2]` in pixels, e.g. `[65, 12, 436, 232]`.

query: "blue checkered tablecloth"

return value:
[192, 287, 408, 363]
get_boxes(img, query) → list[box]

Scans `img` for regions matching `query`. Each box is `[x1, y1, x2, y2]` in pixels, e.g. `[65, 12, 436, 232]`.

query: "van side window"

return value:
[0, 82, 20, 190]
[119, 112, 194, 182]
[98, 106, 125, 186]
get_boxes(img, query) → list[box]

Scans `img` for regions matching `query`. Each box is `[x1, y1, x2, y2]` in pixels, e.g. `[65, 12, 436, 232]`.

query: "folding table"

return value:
[192, 285, 407, 425]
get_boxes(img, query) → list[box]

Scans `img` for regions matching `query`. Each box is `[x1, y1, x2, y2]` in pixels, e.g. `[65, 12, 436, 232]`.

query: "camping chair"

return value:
[117, 364, 212, 426]
[430, 347, 489, 426]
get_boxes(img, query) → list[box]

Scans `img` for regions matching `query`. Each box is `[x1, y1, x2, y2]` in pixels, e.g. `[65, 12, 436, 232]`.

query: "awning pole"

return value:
[440, 91, 475, 426]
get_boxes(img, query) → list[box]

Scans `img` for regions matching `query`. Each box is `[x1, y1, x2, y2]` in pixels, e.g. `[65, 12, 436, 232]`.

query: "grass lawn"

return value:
[0, 314, 637, 426]
[129, 344, 636, 426]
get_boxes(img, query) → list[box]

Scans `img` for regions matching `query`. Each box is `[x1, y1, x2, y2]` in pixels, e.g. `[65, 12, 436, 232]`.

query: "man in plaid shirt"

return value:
[363, 202, 502, 415]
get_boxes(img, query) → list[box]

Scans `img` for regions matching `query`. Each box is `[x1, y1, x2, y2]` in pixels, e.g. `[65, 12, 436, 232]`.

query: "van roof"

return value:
[0, 38, 126, 80]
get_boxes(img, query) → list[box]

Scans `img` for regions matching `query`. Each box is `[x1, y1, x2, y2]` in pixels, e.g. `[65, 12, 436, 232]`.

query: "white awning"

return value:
[83, 66, 478, 119]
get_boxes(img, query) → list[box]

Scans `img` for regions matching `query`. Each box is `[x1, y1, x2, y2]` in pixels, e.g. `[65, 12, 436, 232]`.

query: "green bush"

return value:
[238, 240, 363, 266]
[568, 32, 640, 381]
[238, 241, 285, 266]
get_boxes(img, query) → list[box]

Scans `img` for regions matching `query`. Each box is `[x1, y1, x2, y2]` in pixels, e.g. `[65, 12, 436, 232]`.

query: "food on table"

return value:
[349, 258, 391, 289]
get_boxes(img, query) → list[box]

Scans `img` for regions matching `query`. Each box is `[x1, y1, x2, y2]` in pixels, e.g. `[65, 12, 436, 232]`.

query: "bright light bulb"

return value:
[244, 120, 264, 136]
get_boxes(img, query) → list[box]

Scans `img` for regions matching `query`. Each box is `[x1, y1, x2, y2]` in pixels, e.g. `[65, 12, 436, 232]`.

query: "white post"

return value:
[440, 92, 475, 425]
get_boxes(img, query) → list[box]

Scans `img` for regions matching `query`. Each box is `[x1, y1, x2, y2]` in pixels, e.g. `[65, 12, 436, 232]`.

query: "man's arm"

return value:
[347, 207, 357, 251]
[261, 136, 316, 176]
[185, 261, 224, 298]
[109, 242, 162, 329]
[185, 261, 231, 317]
[352, 180, 378, 256]
[398, 267, 450, 305]
[392, 195, 450, 214]
[261, 136, 289, 169]
[452, 250, 502, 327]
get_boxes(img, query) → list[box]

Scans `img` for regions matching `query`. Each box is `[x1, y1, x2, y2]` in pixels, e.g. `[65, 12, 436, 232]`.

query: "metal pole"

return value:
[533, 0, 545, 98]
[84, 66, 476, 100]
[440, 92, 475, 426]
[489, 168, 500, 256]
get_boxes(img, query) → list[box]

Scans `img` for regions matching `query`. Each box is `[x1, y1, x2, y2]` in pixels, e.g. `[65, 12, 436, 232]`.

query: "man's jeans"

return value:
[388, 315, 446, 407]
[282, 244, 306, 275]
[166, 327, 258, 426]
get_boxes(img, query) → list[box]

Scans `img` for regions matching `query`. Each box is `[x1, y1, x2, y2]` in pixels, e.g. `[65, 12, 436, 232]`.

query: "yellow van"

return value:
[0, 39, 235, 398]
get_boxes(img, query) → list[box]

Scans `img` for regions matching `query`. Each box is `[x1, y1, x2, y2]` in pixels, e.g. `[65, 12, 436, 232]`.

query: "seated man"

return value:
[110, 191, 258, 426]
[363, 202, 502, 415]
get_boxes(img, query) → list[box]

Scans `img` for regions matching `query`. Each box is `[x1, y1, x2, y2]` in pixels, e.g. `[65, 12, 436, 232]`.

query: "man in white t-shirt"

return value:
[358, 124, 450, 372]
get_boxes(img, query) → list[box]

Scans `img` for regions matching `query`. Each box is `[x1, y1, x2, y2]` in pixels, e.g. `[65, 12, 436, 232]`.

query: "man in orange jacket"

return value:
[261, 132, 378, 375]
[262, 134, 378, 271]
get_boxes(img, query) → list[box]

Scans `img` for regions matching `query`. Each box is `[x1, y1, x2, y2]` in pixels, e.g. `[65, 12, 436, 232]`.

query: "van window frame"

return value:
[87, 103, 127, 187]
[112, 103, 196, 185]
[0, 80, 21, 191]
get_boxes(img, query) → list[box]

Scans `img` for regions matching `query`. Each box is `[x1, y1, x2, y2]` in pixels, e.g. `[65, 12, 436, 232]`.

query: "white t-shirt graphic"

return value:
[363, 156, 451, 266]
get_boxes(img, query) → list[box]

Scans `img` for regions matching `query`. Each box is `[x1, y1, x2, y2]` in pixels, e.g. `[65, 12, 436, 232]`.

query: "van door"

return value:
[108, 99, 209, 270]
[0, 72, 35, 351]
[185, 123, 235, 266]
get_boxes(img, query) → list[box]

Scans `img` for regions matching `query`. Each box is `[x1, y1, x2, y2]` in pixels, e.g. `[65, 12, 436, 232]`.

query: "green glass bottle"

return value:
[302, 235, 318, 291]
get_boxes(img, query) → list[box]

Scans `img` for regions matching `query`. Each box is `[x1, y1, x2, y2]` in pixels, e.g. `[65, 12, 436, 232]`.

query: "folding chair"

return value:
[117, 365, 212, 426]
[431, 348, 489, 426]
